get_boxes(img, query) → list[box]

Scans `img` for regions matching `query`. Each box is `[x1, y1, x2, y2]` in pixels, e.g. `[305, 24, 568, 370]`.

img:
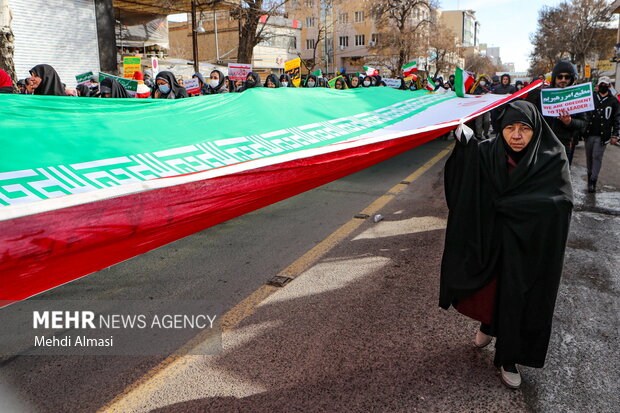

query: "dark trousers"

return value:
[585, 136, 607, 181]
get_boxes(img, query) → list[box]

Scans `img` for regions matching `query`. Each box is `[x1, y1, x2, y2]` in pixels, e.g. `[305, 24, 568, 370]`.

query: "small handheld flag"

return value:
[402, 61, 418, 77]
[454, 67, 475, 97]
[426, 76, 436, 91]
[363, 66, 379, 76]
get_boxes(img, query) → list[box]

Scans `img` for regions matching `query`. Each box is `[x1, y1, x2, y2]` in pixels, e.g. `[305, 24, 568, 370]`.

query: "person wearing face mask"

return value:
[192, 72, 209, 95]
[237, 72, 261, 92]
[304, 74, 318, 88]
[526, 61, 587, 163]
[206, 70, 229, 94]
[515, 80, 524, 91]
[362, 76, 372, 88]
[446, 74, 456, 91]
[279, 74, 294, 87]
[231, 78, 245, 93]
[583, 76, 620, 193]
[470, 75, 492, 140]
[264, 73, 281, 88]
[152, 71, 188, 99]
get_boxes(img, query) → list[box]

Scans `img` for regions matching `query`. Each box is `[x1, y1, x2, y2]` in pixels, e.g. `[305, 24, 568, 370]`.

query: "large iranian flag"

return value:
[0, 85, 539, 303]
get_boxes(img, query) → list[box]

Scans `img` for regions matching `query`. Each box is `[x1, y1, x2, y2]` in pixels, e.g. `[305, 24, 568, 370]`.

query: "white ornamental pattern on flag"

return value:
[0, 94, 452, 206]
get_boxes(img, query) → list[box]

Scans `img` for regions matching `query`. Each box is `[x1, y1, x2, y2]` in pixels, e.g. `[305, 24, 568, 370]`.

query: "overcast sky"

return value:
[169, 0, 568, 72]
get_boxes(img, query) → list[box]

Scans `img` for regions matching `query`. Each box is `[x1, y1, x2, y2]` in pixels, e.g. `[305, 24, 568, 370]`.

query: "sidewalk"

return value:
[102, 146, 533, 413]
[101, 141, 619, 413]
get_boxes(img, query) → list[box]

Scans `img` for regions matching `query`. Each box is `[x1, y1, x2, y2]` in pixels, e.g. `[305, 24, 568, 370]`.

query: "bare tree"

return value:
[529, 0, 613, 76]
[428, 20, 461, 78]
[230, 0, 290, 64]
[465, 54, 500, 77]
[368, 0, 436, 76]
[298, 24, 325, 73]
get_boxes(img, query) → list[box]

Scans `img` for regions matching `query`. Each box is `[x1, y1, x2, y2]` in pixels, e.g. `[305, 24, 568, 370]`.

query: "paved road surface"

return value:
[1, 139, 618, 413]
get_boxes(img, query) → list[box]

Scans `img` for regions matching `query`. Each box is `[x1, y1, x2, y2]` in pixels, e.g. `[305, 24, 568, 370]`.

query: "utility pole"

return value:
[191, 0, 199, 73]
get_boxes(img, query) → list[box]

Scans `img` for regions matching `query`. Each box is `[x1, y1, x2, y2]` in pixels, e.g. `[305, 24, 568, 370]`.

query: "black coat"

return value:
[99, 77, 129, 98]
[525, 89, 588, 148]
[586, 92, 620, 143]
[526, 61, 587, 147]
[441, 100, 573, 368]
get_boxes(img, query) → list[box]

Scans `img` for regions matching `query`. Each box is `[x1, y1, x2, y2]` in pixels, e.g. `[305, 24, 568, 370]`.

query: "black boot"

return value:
[587, 179, 597, 193]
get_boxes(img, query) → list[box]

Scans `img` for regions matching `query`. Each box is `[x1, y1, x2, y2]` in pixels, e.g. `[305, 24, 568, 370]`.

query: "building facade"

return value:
[287, 0, 437, 76]
[169, 10, 301, 77]
[439, 10, 479, 48]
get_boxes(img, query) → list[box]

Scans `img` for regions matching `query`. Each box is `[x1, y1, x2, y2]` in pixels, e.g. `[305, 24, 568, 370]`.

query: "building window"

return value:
[339, 36, 349, 48]
[354, 11, 364, 23]
[355, 34, 365, 46]
[304, 0, 314, 6]
[370, 33, 379, 45]
[306, 39, 315, 49]
[338, 13, 348, 24]
[305, 17, 316, 27]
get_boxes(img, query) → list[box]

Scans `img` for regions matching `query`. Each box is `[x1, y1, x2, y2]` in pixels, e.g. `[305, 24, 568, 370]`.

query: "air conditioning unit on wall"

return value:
[368, 41, 376, 47]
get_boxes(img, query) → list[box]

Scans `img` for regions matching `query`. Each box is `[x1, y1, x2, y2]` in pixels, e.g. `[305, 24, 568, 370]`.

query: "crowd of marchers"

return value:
[0, 60, 617, 193]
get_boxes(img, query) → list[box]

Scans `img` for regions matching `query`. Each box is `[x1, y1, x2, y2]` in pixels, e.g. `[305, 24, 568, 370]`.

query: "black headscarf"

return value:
[264, 74, 281, 88]
[152, 71, 188, 99]
[207, 70, 228, 94]
[441, 100, 573, 369]
[99, 77, 129, 98]
[30, 64, 66, 96]
[239, 72, 261, 92]
[76, 83, 93, 97]
[304, 75, 318, 88]
[279, 74, 295, 87]
[397, 76, 408, 90]
[193, 72, 209, 95]
[348, 75, 362, 88]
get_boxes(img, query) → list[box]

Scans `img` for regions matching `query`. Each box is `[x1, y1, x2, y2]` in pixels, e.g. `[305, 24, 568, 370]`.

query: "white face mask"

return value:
[307, 80, 315, 87]
[363, 80, 371, 87]
[281, 82, 288, 87]
[479, 80, 486, 86]
[209, 79, 219, 88]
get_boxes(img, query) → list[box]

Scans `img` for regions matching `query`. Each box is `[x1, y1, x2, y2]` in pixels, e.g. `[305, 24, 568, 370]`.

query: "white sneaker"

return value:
[500, 365, 522, 389]
[474, 330, 492, 348]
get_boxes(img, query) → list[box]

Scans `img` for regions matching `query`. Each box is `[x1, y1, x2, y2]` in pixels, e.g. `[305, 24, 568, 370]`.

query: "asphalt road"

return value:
[1, 138, 618, 413]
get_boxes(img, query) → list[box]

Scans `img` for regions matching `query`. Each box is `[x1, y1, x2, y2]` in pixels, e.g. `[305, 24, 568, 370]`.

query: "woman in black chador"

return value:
[440, 100, 573, 389]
